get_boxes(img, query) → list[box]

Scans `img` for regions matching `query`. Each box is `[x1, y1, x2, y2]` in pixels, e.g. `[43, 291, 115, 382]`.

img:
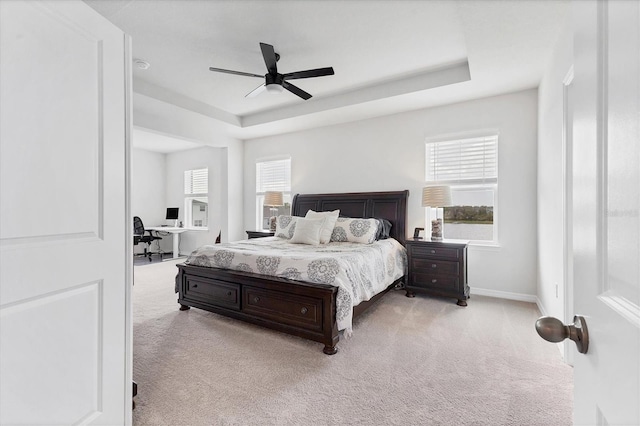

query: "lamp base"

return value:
[430, 218, 443, 241]
[269, 216, 277, 232]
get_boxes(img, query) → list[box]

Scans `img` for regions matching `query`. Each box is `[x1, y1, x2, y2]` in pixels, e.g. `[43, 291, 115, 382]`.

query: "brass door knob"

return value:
[535, 315, 589, 354]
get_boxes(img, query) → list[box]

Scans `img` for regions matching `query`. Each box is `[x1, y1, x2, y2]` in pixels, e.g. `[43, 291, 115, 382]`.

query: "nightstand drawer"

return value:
[411, 273, 459, 291]
[409, 245, 460, 260]
[411, 258, 459, 275]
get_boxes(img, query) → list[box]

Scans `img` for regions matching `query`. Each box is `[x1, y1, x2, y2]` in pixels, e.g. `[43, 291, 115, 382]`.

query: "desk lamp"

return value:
[264, 191, 284, 231]
[422, 185, 452, 241]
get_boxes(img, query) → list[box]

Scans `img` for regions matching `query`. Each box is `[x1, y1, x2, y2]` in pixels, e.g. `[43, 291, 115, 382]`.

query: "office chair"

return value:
[133, 216, 162, 262]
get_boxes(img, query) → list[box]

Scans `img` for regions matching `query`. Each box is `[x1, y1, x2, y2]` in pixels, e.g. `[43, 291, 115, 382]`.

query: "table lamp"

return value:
[422, 185, 452, 241]
[264, 191, 284, 231]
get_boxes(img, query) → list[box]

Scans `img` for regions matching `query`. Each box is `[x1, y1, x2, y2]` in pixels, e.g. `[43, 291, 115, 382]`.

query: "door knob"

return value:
[535, 315, 589, 354]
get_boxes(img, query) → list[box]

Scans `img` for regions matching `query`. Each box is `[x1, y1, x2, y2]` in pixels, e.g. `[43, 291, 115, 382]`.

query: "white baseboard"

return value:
[535, 297, 548, 316]
[471, 287, 538, 304]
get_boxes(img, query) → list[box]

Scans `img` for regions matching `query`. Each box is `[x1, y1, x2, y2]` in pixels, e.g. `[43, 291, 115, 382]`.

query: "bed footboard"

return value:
[176, 263, 340, 354]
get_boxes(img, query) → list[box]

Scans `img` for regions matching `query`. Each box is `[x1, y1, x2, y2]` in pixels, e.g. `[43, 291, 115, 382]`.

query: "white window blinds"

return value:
[184, 168, 208, 195]
[426, 135, 498, 184]
[256, 158, 291, 192]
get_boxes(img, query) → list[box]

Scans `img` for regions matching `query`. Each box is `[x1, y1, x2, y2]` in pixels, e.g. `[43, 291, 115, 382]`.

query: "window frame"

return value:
[184, 168, 209, 229]
[425, 133, 499, 246]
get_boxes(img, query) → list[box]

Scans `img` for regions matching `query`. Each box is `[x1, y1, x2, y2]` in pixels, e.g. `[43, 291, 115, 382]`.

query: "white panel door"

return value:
[0, 1, 132, 424]
[572, 0, 640, 424]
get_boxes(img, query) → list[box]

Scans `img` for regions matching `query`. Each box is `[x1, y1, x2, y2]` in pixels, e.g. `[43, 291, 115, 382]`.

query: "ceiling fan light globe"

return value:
[266, 83, 284, 94]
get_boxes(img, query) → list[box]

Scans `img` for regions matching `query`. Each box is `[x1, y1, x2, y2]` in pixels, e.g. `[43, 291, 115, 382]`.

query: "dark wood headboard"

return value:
[291, 190, 409, 246]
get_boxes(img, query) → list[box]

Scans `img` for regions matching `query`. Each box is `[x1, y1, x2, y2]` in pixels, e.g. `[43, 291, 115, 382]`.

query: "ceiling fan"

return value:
[208, 42, 334, 100]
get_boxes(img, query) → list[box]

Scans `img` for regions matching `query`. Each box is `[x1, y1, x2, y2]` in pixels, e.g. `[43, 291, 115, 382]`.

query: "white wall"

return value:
[131, 148, 168, 253]
[244, 89, 539, 297]
[165, 146, 224, 255]
[220, 143, 245, 242]
[537, 21, 573, 318]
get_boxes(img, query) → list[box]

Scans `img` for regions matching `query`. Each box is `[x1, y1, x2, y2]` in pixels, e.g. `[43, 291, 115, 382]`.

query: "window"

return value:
[256, 158, 291, 230]
[425, 134, 498, 244]
[184, 168, 208, 228]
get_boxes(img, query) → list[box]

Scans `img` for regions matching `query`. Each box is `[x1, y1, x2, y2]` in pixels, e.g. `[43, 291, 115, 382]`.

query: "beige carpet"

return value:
[132, 259, 573, 426]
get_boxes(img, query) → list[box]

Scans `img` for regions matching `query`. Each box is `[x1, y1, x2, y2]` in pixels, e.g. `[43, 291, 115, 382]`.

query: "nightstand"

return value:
[246, 230, 275, 239]
[405, 239, 469, 306]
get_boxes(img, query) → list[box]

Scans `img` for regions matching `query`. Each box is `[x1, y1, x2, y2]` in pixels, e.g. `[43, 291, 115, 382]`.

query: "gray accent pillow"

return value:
[330, 217, 378, 244]
[275, 215, 299, 239]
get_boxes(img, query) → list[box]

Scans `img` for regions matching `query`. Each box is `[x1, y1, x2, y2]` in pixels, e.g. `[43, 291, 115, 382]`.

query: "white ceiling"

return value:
[85, 0, 569, 143]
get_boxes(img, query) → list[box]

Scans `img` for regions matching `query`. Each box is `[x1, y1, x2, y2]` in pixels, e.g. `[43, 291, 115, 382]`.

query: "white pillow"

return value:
[330, 217, 379, 244]
[305, 209, 340, 244]
[290, 217, 326, 245]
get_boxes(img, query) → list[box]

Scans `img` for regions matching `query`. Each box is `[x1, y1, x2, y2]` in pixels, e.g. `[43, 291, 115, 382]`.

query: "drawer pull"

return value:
[192, 284, 198, 288]
[431, 264, 437, 268]
[301, 307, 308, 315]
[431, 279, 438, 284]
[430, 250, 436, 254]
[253, 296, 260, 303]
[227, 291, 232, 296]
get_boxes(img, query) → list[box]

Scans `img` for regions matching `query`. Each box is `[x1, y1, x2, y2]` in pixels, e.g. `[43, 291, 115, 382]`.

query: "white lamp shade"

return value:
[422, 185, 452, 207]
[264, 191, 284, 207]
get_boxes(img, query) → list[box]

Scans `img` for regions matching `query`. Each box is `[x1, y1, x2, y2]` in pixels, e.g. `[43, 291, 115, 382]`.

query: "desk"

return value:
[146, 227, 188, 259]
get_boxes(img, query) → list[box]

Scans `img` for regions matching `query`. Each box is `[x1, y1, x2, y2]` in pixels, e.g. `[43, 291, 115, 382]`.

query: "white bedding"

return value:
[185, 237, 407, 334]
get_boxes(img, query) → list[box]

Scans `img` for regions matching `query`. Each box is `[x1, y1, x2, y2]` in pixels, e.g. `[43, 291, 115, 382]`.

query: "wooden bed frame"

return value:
[175, 190, 409, 354]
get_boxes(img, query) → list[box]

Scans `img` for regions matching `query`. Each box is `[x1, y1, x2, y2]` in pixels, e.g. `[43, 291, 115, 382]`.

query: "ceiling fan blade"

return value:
[283, 67, 335, 80]
[259, 42, 278, 74]
[245, 84, 266, 98]
[282, 80, 312, 100]
[209, 67, 263, 78]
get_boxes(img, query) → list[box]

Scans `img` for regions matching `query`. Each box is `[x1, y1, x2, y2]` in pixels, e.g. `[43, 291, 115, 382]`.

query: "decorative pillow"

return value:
[290, 217, 326, 245]
[275, 215, 299, 239]
[305, 209, 340, 244]
[330, 217, 379, 244]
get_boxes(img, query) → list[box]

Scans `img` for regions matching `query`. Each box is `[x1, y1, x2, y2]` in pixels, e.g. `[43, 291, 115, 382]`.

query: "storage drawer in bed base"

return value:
[243, 286, 323, 332]
[182, 275, 240, 310]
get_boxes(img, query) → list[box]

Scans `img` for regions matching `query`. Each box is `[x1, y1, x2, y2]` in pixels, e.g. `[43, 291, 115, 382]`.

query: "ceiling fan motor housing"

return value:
[265, 73, 284, 86]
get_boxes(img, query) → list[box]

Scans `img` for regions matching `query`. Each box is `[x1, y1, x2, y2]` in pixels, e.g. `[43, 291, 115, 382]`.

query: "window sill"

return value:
[468, 241, 501, 250]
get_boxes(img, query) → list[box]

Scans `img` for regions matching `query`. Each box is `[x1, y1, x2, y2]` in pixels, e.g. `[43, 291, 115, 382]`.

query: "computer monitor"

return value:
[166, 207, 179, 220]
